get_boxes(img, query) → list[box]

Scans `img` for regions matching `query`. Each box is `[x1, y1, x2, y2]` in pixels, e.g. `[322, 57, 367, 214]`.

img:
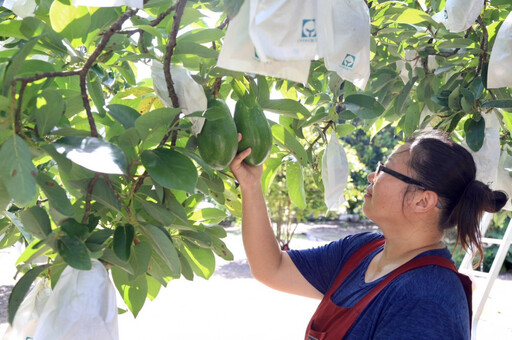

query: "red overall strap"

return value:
[325, 238, 386, 298]
[346, 255, 473, 330]
[305, 240, 473, 340]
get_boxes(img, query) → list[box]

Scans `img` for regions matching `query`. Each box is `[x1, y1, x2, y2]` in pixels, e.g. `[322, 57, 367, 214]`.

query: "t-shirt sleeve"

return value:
[372, 297, 470, 339]
[287, 232, 383, 295]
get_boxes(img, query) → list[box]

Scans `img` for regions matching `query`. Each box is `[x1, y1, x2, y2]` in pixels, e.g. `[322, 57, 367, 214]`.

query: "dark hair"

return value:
[405, 130, 508, 265]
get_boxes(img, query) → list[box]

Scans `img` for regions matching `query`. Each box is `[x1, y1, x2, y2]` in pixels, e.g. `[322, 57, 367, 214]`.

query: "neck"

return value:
[365, 220, 444, 282]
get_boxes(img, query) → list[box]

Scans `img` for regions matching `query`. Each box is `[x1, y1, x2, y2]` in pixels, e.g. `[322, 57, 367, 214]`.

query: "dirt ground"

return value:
[1, 222, 511, 339]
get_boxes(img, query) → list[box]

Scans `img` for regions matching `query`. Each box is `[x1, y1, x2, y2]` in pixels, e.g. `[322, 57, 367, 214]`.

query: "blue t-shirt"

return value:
[288, 232, 470, 339]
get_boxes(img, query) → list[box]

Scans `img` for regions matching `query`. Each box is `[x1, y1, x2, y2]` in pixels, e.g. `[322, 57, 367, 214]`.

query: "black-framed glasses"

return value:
[375, 162, 427, 188]
[375, 162, 443, 209]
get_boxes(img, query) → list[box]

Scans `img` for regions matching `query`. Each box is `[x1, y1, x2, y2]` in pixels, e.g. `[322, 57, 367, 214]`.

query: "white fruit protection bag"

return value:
[249, 0, 319, 62]
[73, 0, 144, 8]
[487, 11, 512, 89]
[216, 0, 311, 83]
[3, 278, 52, 340]
[433, 0, 484, 33]
[2, 0, 37, 18]
[33, 260, 119, 340]
[151, 61, 206, 136]
[317, 0, 371, 90]
[497, 144, 512, 211]
[466, 113, 501, 187]
[322, 130, 349, 212]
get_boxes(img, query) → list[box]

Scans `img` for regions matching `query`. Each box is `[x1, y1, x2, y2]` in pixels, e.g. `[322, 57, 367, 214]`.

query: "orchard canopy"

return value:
[0, 0, 511, 319]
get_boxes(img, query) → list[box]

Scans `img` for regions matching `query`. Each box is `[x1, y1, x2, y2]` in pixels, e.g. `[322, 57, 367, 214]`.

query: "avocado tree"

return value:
[1, 0, 511, 321]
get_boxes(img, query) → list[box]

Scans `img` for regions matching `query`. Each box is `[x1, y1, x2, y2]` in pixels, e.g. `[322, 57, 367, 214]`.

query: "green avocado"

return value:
[234, 100, 272, 166]
[197, 99, 238, 170]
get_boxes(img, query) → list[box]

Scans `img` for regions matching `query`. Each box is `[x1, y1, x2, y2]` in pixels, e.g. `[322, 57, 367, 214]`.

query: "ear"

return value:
[412, 190, 439, 213]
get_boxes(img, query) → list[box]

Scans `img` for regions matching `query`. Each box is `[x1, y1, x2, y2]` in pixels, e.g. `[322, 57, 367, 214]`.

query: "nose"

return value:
[368, 171, 376, 184]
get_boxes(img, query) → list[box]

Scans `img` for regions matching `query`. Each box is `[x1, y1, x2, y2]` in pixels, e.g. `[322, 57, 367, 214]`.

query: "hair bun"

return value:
[490, 190, 509, 213]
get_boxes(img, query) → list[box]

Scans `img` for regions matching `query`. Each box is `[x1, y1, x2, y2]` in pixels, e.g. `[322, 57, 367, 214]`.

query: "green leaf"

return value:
[111, 267, 148, 318]
[100, 248, 134, 275]
[344, 94, 385, 119]
[3, 211, 32, 243]
[336, 124, 356, 137]
[49, 0, 91, 41]
[19, 206, 52, 240]
[481, 100, 512, 109]
[261, 157, 282, 195]
[386, 8, 437, 26]
[57, 235, 92, 270]
[211, 237, 233, 261]
[33, 89, 65, 136]
[141, 148, 198, 193]
[0, 135, 38, 205]
[16, 239, 52, 265]
[106, 104, 141, 129]
[503, 111, 512, 134]
[36, 172, 74, 217]
[60, 218, 89, 240]
[404, 103, 420, 137]
[146, 275, 161, 301]
[465, 118, 485, 152]
[8, 264, 48, 325]
[3, 37, 38, 95]
[174, 41, 219, 59]
[189, 208, 227, 224]
[438, 39, 477, 49]
[139, 200, 175, 226]
[286, 161, 306, 210]
[261, 99, 310, 118]
[113, 224, 135, 262]
[133, 24, 162, 38]
[91, 177, 122, 212]
[135, 108, 180, 140]
[0, 179, 12, 211]
[140, 224, 180, 277]
[179, 230, 212, 248]
[271, 125, 308, 166]
[177, 240, 215, 279]
[87, 72, 106, 116]
[395, 77, 417, 115]
[0, 20, 25, 39]
[178, 28, 224, 43]
[53, 136, 127, 175]
[129, 241, 152, 277]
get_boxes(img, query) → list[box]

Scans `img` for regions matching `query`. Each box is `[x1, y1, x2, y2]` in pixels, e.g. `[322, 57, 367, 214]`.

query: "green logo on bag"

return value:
[301, 19, 316, 38]
[341, 54, 356, 70]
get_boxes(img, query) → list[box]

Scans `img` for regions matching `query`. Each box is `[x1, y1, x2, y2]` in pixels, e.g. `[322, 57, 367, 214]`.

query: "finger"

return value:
[230, 147, 251, 168]
[237, 133, 242, 142]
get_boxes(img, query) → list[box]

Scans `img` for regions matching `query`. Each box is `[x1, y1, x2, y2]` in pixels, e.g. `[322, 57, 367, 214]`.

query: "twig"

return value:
[79, 75, 98, 137]
[150, 4, 177, 27]
[160, 0, 188, 147]
[475, 16, 488, 78]
[163, 0, 188, 109]
[82, 173, 101, 224]
[308, 121, 334, 151]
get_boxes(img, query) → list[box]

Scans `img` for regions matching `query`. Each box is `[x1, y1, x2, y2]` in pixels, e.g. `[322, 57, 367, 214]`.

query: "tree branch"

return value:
[82, 173, 100, 224]
[475, 15, 489, 78]
[160, 0, 188, 147]
[150, 4, 177, 27]
[163, 0, 187, 109]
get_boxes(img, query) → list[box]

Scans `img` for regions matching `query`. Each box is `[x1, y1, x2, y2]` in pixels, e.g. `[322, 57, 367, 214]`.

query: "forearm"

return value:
[240, 182, 283, 282]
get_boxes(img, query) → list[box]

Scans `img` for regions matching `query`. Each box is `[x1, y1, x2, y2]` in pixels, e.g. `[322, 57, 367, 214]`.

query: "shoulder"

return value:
[289, 232, 383, 264]
[362, 267, 470, 339]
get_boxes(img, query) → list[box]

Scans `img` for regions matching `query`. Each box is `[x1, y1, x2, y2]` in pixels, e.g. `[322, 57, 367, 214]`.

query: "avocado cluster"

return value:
[197, 98, 272, 170]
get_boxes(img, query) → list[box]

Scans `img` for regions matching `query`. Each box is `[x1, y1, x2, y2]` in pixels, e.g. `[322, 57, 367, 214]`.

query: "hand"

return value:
[229, 133, 263, 189]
